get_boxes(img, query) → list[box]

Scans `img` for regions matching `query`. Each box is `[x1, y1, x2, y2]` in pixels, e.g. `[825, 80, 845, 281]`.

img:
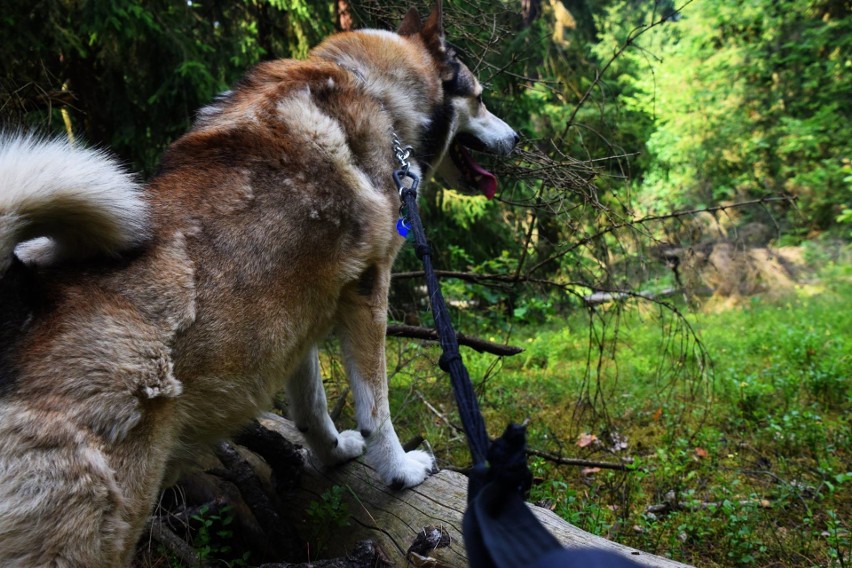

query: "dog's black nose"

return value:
[512, 131, 520, 148]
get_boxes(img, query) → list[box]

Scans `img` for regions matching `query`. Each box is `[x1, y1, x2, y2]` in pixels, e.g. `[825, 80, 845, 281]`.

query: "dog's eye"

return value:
[476, 94, 483, 105]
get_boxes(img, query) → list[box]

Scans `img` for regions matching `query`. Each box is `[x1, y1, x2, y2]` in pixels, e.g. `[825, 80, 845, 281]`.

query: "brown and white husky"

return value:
[0, 2, 517, 565]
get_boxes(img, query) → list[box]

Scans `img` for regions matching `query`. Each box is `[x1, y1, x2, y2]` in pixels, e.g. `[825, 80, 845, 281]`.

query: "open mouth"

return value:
[449, 133, 498, 200]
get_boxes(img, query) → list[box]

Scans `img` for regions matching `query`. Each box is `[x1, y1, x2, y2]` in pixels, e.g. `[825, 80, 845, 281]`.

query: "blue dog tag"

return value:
[396, 217, 410, 238]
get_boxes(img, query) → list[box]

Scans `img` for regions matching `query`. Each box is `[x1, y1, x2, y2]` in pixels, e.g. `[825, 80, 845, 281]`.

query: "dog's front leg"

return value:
[337, 264, 434, 489]
[286, 346, 366, 465]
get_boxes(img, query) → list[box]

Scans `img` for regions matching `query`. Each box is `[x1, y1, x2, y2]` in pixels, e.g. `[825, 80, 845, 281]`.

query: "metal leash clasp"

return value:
[393, 168, 420, 197]
[393, 168, 419, 239]
[392, 133, 414, 177]
[391, 133, 420, 197]
[391, 132, 419, 238]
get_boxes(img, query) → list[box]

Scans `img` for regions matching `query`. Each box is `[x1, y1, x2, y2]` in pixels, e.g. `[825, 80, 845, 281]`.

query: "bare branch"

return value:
[559, 0, 695, 138]
[527, 196, 796, 276]
[527, 448, 639, 472]
[386, 324, 523, 356]
[145, 518, 208, 568]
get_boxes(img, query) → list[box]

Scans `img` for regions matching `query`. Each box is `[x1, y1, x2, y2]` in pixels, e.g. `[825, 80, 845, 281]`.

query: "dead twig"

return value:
[146, 517, 209, 568]
[329, 387, 350, 422]
[414, 389, 463, 434]
[527, 448, 640, 472]
[386, 324, 523, 356]
[527, 196, 797, 276]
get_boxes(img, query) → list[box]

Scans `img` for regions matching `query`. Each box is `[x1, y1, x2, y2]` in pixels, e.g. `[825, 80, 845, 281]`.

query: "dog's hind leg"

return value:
[286, 346, 366, 465]
[336, 265, 434, 489]
[0, 404, 131, 567]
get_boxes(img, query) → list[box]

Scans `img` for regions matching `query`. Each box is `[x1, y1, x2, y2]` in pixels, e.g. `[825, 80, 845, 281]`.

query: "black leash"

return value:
[393, 159, 643, 568]
[395, 168, 489, 466]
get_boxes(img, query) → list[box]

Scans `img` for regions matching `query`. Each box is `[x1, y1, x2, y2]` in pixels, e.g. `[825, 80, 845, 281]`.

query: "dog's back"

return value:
[0, 36, 427, 567]
[0, 4, 517, 563]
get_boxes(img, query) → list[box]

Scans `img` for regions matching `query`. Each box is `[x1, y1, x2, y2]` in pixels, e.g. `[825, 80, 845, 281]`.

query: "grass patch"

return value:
[384, 274, 851, 567]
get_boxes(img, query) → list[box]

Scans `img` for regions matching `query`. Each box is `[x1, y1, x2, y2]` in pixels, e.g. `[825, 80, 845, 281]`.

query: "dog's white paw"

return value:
[382, 449, 434, 490]
[327, 429, 366, 464]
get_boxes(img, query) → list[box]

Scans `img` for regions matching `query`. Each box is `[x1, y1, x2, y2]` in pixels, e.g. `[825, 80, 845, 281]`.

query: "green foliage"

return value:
[595, 0, 852, 231]
[306, 485, 350, 527]
[825, 509, 851, 567]
[190, 504, 249, 567]
[389, 272, 851, 567]
[1, 0, 335, 175]
[305, 485, 351, 555]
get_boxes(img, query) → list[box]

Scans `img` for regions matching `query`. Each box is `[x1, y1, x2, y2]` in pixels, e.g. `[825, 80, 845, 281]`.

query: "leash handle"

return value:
[397, 180, 490, 467]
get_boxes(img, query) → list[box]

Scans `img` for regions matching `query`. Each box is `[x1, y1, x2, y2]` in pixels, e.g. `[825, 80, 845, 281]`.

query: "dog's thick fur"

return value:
[0, 3, 516, 566]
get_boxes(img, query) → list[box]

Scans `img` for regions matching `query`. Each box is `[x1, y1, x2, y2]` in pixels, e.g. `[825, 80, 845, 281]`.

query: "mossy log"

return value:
[258, 413, 692, 568]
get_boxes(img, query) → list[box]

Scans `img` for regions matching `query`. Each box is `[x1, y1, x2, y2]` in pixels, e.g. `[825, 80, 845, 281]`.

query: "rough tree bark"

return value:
[257, 413, 693, 568]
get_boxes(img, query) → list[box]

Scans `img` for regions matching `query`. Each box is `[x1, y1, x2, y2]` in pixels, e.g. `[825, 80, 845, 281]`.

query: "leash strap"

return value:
[396, 171, 561, 568]
[394, 169, 643, 568]
[397, 171, 489, 466]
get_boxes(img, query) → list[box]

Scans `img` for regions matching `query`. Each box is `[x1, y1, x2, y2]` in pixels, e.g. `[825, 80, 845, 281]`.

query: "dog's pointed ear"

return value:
[420, 0, 445, 59]
[398, 7, 422, 36]
[422, 0, 444, 39]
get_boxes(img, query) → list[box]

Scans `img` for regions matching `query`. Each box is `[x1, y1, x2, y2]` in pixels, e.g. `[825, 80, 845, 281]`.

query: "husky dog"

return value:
[0, 2, 517, 565]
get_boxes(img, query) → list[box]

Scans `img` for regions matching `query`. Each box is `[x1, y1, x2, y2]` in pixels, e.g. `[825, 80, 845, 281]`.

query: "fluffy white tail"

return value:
[0, 134, 150, 276]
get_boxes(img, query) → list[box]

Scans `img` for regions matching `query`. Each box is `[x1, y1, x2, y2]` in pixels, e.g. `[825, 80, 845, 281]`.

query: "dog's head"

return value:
[396, 2, 519, 199]
[313, 2, 517, 199]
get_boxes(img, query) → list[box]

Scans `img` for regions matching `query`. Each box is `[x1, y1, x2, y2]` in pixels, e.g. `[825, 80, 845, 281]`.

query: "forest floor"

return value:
[140, 247, 849, 567]
[370, 253, 851, 567]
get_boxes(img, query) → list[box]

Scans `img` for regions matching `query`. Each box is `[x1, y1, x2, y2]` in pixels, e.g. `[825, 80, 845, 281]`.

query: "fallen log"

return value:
[258, 413, 692, 568]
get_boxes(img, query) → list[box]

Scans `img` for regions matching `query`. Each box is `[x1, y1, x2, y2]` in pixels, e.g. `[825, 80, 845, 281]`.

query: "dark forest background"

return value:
[2, 1, 849, 566]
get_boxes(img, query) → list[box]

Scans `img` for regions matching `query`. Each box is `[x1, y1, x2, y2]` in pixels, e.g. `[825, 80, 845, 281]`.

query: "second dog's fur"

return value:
[0, 3, 517, 565]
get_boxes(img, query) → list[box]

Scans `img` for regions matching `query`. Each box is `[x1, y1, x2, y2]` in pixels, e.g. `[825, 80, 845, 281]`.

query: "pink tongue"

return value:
[461, 147, 497, 199]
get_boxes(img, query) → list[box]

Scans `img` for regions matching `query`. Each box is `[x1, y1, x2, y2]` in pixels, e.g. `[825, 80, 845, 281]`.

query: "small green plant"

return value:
[529, 475, 582, 526]
[190, 504, 249, 567]
[715, 499, 766, 566]
[306, 485, 351, 528]
[824, 509, 850, 568]
[305, 485, 351, 556]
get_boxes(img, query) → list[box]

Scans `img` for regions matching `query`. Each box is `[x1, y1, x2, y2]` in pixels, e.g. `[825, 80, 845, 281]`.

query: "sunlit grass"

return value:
[383, 272, 851, 567]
